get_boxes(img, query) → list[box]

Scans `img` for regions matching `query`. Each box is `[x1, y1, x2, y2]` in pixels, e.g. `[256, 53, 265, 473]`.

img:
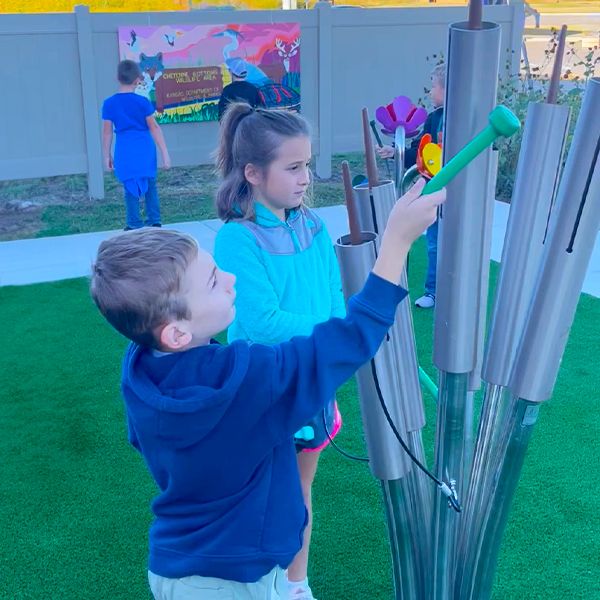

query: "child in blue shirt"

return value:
[102, 60, 171, 230]
[213, 103, 345, 599]
[90, 178, 445, 600]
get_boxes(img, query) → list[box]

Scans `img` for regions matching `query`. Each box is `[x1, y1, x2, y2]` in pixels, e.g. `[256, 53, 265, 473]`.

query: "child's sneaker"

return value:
[415, 293, 435, 308]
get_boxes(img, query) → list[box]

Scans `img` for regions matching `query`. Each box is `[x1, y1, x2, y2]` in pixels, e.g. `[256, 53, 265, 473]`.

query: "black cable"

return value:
[369, 360, 435, 482]
[318, 238, 459, 509]
[369, 359, 461, 513]
[322, 410, 369, 463]
[319, 360, 460, 510]
[320, 366, 460, 512]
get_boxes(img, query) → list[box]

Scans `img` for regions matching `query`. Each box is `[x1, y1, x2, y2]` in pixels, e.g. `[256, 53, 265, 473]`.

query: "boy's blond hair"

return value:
[90, 228, 198, 348]
[431, 63, 446, 89]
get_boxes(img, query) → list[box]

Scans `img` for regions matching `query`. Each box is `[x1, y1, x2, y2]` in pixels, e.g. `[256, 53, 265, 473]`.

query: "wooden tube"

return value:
[547, 25, 568, 104]
[468, 0, 482, 30]
[362, 107, 379, 188]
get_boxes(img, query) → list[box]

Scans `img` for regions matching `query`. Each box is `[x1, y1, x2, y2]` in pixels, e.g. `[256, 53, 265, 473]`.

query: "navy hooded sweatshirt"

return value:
[121, 273, 407, 582]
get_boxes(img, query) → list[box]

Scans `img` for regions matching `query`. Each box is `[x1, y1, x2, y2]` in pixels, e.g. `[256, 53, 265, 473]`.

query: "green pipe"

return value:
[419, 366, 438, 400]
[423, 105, 520, 195]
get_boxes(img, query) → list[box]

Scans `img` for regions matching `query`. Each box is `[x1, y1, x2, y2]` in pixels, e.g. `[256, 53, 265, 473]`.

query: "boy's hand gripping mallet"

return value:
[422, 105, 520, 195]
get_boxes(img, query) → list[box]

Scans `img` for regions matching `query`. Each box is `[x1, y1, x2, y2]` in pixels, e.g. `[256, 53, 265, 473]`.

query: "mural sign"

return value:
[118, 23, 301, 124]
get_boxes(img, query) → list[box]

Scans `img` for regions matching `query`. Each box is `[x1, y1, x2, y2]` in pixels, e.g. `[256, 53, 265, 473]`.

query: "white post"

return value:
[75, 5, 104, 199]
[314, 1, 333, 179]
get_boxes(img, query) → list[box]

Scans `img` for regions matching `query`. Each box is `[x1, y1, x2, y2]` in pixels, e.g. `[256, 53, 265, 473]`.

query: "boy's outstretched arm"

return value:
[261, 179, 445, 441]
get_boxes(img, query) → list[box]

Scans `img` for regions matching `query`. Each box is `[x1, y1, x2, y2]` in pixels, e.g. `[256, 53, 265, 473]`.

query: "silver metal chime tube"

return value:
[462, 149, 499, 493]
[369, 178, 433, 597]
[470, 76, 600, 600]
[335, 232, 415, 599]
[338, 150, 420, 599]
[455, 98, 571, 599]
[432, 19, 501, 599]
[363, 109, 433, 593]
[345, 109, 433, 598]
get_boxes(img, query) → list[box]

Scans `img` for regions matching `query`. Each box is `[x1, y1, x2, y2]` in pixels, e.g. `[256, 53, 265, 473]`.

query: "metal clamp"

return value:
[439, 478, 462, 513]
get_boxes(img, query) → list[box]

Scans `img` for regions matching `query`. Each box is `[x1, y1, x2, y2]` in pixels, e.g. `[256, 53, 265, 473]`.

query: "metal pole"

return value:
[382, 480, 418, 599]
[469, 76, 600, 600]
[431, 371, 469, 599]
[432, 20, 501, 599]
[335, 232, 415, 599]
[457, 93, 571, 600]
[369, 180, 432, 598]
[394, 127, 406, 198]
[467, 395, 539, 600]
[483, 102, 571, 388]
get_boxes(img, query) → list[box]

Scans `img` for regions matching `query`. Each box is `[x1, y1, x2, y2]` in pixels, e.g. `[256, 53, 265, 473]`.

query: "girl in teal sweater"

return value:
[213, 103, 344, 600]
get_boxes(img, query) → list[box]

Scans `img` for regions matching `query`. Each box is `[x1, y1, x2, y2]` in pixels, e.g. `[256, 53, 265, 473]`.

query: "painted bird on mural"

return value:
[127, 29, 138, 50]
[213, 29, 245, 60]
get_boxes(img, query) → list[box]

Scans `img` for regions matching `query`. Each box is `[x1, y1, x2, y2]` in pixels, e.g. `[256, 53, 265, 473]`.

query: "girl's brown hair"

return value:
[215, 103, 311, 221]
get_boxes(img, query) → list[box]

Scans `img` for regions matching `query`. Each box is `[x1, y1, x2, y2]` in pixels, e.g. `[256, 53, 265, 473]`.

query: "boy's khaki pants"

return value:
[148, 567, 288, 599]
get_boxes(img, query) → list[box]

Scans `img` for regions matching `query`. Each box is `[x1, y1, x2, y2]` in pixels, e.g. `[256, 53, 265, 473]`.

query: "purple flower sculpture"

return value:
[375, 95, 428, 138]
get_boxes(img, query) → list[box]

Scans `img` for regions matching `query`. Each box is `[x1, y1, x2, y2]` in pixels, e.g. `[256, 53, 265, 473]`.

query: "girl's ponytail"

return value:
[215, 103, 255, 221]
[215, 101, 311, 222]
[215, 102, 254, 177]
[216, 169, 253, 221]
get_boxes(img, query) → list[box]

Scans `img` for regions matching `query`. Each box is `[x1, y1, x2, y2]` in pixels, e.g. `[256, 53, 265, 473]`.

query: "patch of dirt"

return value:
[0, 169, 92, 238]
[0, 208, 43, 240]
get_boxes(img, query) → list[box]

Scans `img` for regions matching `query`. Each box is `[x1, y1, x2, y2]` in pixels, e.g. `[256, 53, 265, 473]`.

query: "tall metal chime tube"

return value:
[359, 109, 432, 598]
[456, 31, 572, 598]
[336, 160, 416, 600]
[335, 244, 410, 486]
[431, 15, 501, 598]
[362, 110, 434, 596]
[366, 175, 433, 597]
[462, 148, 498, 490]
[336, 232, 417, 600]
[469, 75, 600, 600]
[456, 100, 571, 599]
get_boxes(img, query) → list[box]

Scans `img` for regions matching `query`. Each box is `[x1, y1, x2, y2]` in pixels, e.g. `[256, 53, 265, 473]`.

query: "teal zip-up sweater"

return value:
[214, 203, 346, 345]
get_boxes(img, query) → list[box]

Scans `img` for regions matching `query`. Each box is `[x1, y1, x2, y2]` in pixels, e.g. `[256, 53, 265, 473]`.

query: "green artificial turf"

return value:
[1, 239, 599, 599]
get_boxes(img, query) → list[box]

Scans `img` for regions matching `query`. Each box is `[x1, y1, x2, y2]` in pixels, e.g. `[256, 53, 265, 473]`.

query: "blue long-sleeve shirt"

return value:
[121, 273, 407, 582]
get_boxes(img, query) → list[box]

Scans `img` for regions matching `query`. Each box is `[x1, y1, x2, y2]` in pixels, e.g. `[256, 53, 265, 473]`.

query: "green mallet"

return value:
[422, 105, 520, 195]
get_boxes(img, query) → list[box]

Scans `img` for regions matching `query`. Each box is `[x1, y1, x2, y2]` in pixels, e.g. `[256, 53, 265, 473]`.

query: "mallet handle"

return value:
[423, 105, 520, 195]
[423, 128, 496, 194]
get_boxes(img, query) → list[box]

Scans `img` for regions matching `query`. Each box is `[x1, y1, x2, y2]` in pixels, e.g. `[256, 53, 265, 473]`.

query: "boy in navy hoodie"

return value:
[90, 178, 445, 600]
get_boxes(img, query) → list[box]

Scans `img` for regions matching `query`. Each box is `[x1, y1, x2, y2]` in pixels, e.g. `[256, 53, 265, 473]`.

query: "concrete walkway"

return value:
[0, 206, 347, 287]
[1, 202, 599, 298]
